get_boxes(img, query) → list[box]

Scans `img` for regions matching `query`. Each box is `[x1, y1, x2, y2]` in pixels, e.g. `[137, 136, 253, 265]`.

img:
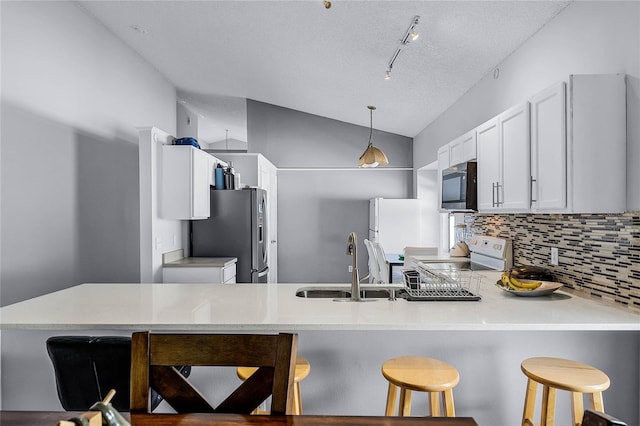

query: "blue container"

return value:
[214, 165, 224, 189]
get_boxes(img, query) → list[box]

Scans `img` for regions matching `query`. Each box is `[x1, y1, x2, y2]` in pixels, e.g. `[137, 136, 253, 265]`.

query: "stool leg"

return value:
[292, 382, 301, 415]
[522, 378, 537, 426]
[443, 389, 456, 417]
[399, 388, 412, 416]
[385, 383, 398, 416]
[570, 392, 583, 426]
[429, 392, 440, 416]
[541, 385, 556, 426]
[590, 391, 605, 412]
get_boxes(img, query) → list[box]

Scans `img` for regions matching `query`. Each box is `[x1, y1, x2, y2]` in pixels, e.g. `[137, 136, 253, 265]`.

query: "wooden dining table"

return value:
[1, 411, 478, 425]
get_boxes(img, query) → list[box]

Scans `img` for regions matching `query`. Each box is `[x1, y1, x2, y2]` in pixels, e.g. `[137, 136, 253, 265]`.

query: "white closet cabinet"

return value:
[161, 145, 212, 220]
[477, 103, 531, 212]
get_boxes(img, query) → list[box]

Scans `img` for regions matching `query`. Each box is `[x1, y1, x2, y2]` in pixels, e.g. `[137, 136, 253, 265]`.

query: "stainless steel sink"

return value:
[295, 286, 395, 299]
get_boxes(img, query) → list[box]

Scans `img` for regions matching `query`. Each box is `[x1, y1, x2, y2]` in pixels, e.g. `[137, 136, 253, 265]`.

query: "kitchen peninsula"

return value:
[1, 272, 638, 425]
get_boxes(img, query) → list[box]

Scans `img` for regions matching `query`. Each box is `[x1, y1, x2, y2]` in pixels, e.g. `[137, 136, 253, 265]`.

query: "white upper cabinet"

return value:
[449, 129, 477, 166]
[530, 82, 567, 210]
[477, 103, 531, 212]
[161, 145, 213, 220]
[500, 103, 531, 211]
[567, 74, 626, 213]
[476, 117, 501, 211]
[529, 75, 626, 213]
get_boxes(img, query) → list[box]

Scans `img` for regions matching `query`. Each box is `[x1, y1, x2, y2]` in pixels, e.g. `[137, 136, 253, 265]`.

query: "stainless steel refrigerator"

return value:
[190, 188, 268, 283]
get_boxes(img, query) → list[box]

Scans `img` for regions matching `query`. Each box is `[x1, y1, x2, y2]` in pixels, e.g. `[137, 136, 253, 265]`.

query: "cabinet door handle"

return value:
[496, 182, 503, 206]
[530, 177, 537, 204]
[492, 182, 497, 207]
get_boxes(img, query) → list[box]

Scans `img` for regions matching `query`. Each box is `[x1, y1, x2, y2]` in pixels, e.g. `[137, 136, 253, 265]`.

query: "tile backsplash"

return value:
[469, 212, 640, 311]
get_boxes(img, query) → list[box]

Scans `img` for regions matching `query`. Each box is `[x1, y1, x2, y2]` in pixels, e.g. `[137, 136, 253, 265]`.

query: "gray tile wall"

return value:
[469, 212, 640, 311]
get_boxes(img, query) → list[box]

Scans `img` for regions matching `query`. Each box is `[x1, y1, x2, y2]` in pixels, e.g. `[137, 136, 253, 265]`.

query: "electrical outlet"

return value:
[348, 265, 353, 273]
[550, 247, 559, 266]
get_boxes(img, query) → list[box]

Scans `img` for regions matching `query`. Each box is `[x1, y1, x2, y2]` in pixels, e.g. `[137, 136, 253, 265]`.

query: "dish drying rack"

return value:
[400, 263, 482, 301]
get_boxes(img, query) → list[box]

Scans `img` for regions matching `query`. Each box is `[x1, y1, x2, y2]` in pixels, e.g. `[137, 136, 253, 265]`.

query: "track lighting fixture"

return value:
[358, 106, 389, 168]
[384, 15, 420, 79]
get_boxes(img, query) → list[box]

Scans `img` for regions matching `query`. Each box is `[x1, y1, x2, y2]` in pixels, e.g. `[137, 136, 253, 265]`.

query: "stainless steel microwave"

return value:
[441, 161, 477, 211]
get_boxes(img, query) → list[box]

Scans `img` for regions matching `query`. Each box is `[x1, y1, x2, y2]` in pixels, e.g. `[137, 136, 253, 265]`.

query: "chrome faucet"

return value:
[346, 232, 361, 301]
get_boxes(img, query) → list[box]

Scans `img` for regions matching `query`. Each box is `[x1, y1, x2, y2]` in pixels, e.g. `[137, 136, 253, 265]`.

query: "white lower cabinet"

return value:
[163, 258, 237, 284]
[477, 102, 530, 212]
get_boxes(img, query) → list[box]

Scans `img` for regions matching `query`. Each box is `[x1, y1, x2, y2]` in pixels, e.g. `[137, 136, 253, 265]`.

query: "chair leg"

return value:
[522, 378, 537, 426]
[399, 388, 412, 416]
[570, 392, 584, 426]
[385, 383, 397, 416]
[541, 385, 556, 426]
[442, 389, 455, 417]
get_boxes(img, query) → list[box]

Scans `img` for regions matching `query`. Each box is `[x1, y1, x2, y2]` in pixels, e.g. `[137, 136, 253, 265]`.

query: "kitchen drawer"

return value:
[222, 264, 236, 283]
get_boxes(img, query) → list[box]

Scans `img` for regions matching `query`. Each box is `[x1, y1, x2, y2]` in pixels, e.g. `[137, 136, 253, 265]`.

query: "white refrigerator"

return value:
[369, 198, 436, 255]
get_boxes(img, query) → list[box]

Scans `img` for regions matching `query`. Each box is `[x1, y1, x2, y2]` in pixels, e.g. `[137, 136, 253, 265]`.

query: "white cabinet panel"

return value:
[530, 82, 567, 210]
[161, 145, 212, 220]
[476, 103, 530, 212]
[500, 103, 530, 210]
[449, 130, 477, 166]
[476, 117, 500, 211]
[569, 74, 626, 213]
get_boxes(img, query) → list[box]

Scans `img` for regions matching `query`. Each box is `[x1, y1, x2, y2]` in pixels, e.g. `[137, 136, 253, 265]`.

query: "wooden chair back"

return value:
[582, 410, 627, 426]
[130, 331, 298, 415]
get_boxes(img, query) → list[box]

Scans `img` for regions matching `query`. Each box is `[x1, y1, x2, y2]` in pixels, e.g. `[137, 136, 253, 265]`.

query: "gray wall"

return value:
[0, 2, 177, 306]
[413, 1, 640, 210]
[247, 101, 413, 283]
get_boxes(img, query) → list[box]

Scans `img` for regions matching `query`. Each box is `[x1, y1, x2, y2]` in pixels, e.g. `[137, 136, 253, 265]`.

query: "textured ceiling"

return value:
[77, 0, 570, 140]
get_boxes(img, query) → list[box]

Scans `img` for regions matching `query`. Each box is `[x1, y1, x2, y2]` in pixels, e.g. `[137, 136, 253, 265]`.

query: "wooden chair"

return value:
[130, 331, 298, 415]
[581, 409, 626, 426]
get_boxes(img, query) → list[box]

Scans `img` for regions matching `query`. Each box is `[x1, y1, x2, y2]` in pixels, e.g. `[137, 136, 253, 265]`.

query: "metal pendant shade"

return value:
[358, 106, 389, 168]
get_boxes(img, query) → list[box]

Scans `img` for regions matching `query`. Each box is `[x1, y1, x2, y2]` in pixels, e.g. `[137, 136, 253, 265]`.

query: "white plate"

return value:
[495, 280, 563, 297]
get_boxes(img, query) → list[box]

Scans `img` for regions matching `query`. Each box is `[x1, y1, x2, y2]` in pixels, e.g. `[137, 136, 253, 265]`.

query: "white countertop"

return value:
[163, 256, 237, 268]
[1, 271, 638, 331]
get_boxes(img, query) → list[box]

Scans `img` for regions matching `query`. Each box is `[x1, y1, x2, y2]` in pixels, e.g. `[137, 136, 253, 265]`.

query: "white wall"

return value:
[413, 1, 640, 209]
[1, 0, 176, 305]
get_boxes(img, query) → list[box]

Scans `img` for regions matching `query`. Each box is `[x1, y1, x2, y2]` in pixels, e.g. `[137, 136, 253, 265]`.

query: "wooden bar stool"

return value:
[237, 356, 310, 415]
[520, 357, 611, 426]
[381, 356, 459, 417]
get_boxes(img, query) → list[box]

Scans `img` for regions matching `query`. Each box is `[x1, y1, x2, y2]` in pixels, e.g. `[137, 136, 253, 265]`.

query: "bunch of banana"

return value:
[500, 272, 542, 291]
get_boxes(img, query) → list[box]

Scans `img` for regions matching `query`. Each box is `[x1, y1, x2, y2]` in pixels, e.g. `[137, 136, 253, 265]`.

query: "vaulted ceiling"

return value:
[78, 1, 570, 141]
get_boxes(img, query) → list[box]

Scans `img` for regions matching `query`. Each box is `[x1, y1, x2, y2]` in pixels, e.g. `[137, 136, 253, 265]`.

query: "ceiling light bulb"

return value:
[410, 31, 419, 42]
[385, 70, 391, 80]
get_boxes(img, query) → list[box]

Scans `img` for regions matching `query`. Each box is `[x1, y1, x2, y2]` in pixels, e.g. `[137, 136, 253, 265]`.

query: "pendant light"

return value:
[358, 106, 389, 168]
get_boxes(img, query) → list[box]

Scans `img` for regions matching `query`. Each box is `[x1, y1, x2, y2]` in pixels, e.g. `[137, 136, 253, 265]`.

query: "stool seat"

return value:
[521, 357, 610, 426]
[237, 356, 310, 415]
[382, 356, 459, 417]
